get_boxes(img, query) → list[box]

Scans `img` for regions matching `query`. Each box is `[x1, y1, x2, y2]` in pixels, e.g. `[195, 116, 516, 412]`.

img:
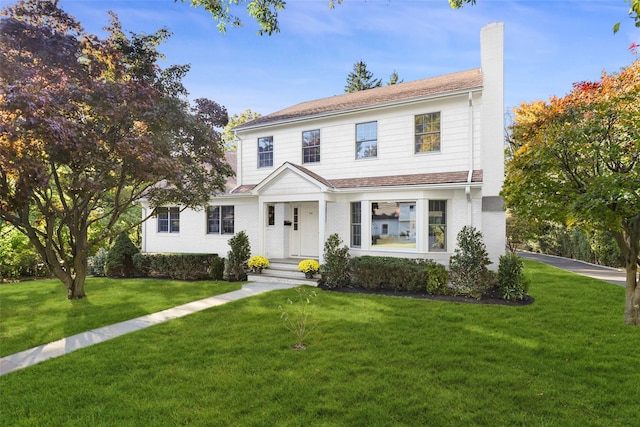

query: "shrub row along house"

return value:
[141, 23, 506, 268]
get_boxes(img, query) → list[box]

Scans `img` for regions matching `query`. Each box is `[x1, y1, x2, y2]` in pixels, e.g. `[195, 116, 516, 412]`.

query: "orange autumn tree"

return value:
[0, 1, 232, 299]
[503, 60, 640, 325]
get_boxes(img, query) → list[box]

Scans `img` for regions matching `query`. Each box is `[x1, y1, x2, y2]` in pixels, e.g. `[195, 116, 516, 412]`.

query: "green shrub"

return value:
[133, 253, 222, 280]
[321, 233, 351, 288]
[498, 252, 529, 301]
[105, 233, 139, 277]
[225, 231, 250, 281]
[449, 226, 492, 299]
[425, 261, 449, 295]
[88, 248, 108, 277]
[350, 256, 428, 292]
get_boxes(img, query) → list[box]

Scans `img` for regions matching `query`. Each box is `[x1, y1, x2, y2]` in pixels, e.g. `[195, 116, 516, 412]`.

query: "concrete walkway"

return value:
[518, 251, 629, 287]
[0, 282, 298, 377]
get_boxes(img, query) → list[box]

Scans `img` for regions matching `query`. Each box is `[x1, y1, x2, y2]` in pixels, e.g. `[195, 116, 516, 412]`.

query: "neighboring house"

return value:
[141, 23, 505, 267]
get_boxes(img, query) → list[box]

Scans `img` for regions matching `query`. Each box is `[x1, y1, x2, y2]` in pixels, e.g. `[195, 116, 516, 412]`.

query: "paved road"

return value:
[518, 251, 628, 287]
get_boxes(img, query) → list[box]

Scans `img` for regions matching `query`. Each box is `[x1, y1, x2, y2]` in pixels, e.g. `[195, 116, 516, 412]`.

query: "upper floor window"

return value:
[356, 121, 377, 159]
[258, 136, 273, 168]
[415, 112, 441, 153]
[302, 129, 320, 164]
[157, 207, 180, 233]
[207, 206, 235, 235]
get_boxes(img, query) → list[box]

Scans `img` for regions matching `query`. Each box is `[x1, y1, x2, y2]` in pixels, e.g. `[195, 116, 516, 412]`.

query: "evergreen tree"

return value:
[387, 70, 403, 85]
[344, 60, 382, 93]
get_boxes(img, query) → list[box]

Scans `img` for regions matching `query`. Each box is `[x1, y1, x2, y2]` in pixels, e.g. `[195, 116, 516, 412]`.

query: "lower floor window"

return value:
[371, 201, 416, 249]
[207, 206, 235, 234]
[351, 202, 361, 248]
[428, 200, 447, 251]
[157, 207, 180, 233]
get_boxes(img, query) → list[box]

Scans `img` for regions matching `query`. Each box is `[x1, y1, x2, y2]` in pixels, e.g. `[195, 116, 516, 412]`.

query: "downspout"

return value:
[233, 130, 242, 186]
[466, 91, 474, 225]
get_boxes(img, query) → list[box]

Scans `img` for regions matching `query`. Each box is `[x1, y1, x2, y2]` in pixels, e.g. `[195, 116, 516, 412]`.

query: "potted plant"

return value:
[298, 259, 320, 279]
[248, 255, 269, 273]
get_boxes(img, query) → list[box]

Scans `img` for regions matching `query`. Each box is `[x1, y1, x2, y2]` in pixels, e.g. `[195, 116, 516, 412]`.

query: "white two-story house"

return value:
[141, 23, 505, 267]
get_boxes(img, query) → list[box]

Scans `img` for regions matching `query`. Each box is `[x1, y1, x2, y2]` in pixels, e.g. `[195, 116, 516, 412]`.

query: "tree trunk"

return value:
[66, 275, 87, 300]
[67, 231, 89, 299]
[624, 263, 640, 325]
[616, 223, 640, 326]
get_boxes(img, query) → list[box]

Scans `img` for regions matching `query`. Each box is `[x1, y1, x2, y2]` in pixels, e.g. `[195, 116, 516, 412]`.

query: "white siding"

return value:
[237, 94, 482, 186]
[260, 170, 321, 196]
[142, 198, 258, 256]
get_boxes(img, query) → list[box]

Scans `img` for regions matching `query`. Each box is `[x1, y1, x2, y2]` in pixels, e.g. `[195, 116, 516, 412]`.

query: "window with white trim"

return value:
[350, 202, 361, 248]
[157, 207, 180, 233]
[302, 129, 320, 163]
[428, 200, 447, 251]
[415, 112, 441, 153]
[356, 121, 377, 159]
[371, 201, 416, 249]
[207, 206, 235, 235]
[258, 136, 273, 168]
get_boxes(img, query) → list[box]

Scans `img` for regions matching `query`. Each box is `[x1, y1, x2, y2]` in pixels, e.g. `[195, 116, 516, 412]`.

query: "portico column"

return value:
[257, 199, 265, 256]
[318, 198, 326, 264]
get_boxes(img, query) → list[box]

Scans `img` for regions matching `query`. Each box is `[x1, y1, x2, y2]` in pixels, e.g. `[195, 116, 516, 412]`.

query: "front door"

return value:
[289, 202, 319, 258]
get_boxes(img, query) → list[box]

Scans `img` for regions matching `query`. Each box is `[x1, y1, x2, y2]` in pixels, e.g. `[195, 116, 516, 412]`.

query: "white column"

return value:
[257, 199, 265, 256]
[318, 198, 326, 264]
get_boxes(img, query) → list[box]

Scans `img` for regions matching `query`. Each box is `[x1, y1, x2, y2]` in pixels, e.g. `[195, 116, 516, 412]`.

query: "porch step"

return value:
[247, 258, 320, 287]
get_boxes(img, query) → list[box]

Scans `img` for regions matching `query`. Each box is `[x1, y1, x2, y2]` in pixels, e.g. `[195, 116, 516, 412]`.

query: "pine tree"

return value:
[344, 60, 382, 93]
[387, 70, 403, 85]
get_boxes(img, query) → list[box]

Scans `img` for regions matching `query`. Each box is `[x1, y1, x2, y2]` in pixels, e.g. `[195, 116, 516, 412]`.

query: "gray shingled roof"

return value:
[235, 68, 483, 130]
[230, 166, 483, 194]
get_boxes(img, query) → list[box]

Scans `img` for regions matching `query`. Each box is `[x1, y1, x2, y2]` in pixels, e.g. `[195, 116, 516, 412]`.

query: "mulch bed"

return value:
[318, 284, 534, 306]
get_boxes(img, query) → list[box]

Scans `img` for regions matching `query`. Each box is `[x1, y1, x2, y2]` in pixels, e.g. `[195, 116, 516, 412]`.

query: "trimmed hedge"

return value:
[349, 256, 444, 293]
[133, 253, 224, 281]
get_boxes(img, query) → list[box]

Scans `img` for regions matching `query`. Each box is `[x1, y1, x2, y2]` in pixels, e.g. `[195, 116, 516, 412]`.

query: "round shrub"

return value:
[425, 261, 449, 295]
[88, 248, 109, 277]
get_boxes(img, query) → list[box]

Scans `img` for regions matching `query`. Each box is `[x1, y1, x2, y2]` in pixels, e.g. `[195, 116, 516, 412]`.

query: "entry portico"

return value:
[236, 162, 330, 262]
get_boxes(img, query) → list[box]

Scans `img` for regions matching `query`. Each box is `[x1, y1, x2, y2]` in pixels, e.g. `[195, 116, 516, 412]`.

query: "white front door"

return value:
[289, 202, 319, 258]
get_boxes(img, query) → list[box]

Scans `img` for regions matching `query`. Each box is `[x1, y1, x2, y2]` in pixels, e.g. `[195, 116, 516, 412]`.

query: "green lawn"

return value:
[1, 261, 639, 426]
[0, 277, 241, 356]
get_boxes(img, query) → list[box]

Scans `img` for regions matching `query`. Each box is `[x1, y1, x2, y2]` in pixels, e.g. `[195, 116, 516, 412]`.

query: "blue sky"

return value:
[54, 0, 638, 117]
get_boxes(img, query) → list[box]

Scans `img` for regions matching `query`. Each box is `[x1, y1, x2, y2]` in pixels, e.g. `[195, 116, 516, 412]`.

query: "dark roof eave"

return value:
[230, 170, 483, 194]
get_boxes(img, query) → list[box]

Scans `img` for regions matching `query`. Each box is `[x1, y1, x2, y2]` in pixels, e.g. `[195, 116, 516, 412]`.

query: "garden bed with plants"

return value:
[318, 282, 535, 306]
[320, 228, 532, 306]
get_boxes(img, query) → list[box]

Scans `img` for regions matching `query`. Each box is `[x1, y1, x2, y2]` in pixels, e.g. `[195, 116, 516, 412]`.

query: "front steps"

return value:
[246, 258, 320, 286]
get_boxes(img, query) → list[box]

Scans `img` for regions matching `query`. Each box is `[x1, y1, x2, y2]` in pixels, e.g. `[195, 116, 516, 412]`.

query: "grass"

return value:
[0, 277, 240, 357]
[1, 261, 639, 426]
